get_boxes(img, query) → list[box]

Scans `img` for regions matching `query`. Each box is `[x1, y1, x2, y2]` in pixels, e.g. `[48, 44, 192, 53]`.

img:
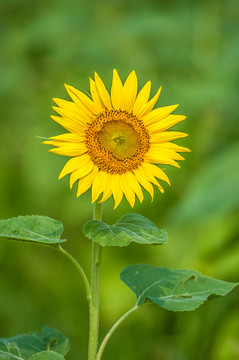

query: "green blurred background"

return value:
[0, 0, 239, 359]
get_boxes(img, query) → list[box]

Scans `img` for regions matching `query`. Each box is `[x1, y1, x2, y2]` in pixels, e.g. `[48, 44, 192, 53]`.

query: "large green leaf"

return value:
[120, 264, 238, 311]
[83, 213, 167, 247]
[0, 216, 66, 246]
[0, 326, 70, 360]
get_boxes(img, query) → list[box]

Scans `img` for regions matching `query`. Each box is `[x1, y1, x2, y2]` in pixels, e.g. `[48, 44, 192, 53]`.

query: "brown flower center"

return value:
[85, 109, 150, 174]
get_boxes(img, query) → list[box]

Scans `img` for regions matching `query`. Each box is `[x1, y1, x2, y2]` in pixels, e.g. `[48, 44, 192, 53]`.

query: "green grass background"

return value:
[0, 0, 239, 359]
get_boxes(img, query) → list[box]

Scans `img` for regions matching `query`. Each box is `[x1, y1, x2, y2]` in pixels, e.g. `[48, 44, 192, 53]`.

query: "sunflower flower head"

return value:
[44, 70, 190, 208]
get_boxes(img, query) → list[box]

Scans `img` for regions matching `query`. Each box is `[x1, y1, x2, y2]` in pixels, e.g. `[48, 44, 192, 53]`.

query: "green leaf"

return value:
[0, 216, 66, 246]
[27, 351, 65, 360]
[83, 213, 167, 247]
[0, 326, 70, 360]
[120, 264, 238, 311]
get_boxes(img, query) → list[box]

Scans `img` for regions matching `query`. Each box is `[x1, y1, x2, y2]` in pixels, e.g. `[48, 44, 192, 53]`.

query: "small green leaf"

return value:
[0, 351, 21, 360]
[0, 326, 70, 360]
[120, 264, 238, 311]
[0, 216, 66, 246]
[27, 351, 65, 360]
[83, 213, 167, 247]
[0, 352, 65, 360]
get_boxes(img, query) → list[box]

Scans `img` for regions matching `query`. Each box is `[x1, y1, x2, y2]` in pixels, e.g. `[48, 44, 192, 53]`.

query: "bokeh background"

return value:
[0, 0, 239, 359]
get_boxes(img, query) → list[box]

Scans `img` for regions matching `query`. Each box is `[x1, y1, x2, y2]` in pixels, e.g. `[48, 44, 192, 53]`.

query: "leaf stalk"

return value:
[57, 245, 91, 302]
[96, 305, 139, 360]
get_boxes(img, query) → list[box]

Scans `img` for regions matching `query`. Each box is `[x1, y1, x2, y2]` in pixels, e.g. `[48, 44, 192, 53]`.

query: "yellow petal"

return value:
[52, 107, 88, 127]
[77, 166, 98, 197]
[120, 174, 135, 207]
[59, 154, 91, 179]
[53, 98, 86, 118]
[150, 131, 188, 143]
[125, 172, 143, 203]
[111, 174, 124, 209]
[50, 115, 85, 134]
[138, 165, 165, 193]
[49, 142, 87, 156]
[133, 81, 151, 116]
[152, 180, 164, 193]
[147, 114, 186, 133]
[119, 71, 138, 112]
[164, 151, 185, 161]
[52, 106, 84, 123]
[157, 142, 191, 152]
[147, 144, 187, 161]
[133, 168, 154, 200]
[136, 87, 162, 119]
[142, 105, 179, 126]
[141, 162, 170, 185]
[65, 84, 98, 117]
[50, 133, 85, 142]
[94, 72, 112, 110]
[92, 171, 109, 203]
[144, 150, 181, 168]
[111, 69, 123, 109]
[89, 78, 105, 112]
[99, 174, 113, 203]
[43, 133, 85, 147]
[70, 160, 94, 188]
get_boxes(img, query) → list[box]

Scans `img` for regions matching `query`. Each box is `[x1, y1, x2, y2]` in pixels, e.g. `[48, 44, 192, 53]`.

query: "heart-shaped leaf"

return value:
[0, 216, 66, 246]
[120, 264, 238, 311]
[83, 213, 167, 247]
[0, 326, 69, 360]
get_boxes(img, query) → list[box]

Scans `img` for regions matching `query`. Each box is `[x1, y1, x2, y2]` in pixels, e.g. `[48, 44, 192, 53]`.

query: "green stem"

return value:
[88, 202, 103, 360]
[57, 245, 91, 302]
[96, 305, 139, 360]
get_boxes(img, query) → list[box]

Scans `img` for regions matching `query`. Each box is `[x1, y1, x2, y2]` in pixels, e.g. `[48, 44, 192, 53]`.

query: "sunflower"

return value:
[44, 70, 190, 208]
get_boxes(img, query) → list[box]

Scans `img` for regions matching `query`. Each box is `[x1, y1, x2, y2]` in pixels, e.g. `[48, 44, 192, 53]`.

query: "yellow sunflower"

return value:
[44, 70, 190, 208]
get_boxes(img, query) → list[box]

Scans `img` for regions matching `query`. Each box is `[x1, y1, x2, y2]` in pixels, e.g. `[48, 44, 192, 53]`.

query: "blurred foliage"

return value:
[0, 0, 239, 359]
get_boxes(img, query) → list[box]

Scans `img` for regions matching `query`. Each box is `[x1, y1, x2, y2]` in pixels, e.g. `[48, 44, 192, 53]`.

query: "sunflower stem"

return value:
[88, 202, 103, 360]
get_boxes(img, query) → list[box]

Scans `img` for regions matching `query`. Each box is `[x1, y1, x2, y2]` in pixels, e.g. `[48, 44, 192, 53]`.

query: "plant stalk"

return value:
[88, 202, 103, 360]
